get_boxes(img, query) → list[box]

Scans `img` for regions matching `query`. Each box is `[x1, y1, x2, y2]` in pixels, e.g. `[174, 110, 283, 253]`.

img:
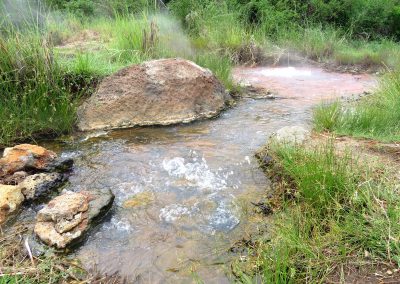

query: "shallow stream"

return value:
[27, 66, 377, 282]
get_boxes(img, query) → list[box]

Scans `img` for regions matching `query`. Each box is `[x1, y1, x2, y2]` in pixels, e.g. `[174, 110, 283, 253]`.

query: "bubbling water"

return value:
[33, 65, 376, 282]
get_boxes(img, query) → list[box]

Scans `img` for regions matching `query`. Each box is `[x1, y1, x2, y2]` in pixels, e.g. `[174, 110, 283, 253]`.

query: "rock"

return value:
[260, 155, 273, 166]
[36, 192, 89, 224]
[1, 171, 28, 185]
[241, 85, 276, 99]
[34, 221, 84, 249]
[274, 126, 310, 145]
[27, 235, 47, 257]
[42, 157, 74, 173]
[34, 189, 114, 248]
[0, 144, 57, 178]
[123, 192, 154, 208]
[77, 58, 231, 131]
[0, 184, 24, 224]
[83, 189, 115, 220]
[18, 173, 65, 200]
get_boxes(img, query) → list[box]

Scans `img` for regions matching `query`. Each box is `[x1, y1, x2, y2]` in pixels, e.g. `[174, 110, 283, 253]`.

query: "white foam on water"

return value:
[114, 182, 145, 205]
[60, 151, 82, 159]
[261, 67, 312, 78]
[162, 156, 228, 191]
[159, 204, 193, 222]
[103, 216, 133, 232]
[206, 203, 240, 233]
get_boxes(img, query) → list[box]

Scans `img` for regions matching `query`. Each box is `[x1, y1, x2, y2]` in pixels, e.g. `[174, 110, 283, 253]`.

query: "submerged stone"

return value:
[77, 58, 231, 131]
[123, 192, 154, 208]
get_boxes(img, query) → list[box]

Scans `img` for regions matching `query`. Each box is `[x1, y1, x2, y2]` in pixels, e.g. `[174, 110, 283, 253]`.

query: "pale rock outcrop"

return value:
[0, 144, 73, 224]
[274, 126, 310, 145]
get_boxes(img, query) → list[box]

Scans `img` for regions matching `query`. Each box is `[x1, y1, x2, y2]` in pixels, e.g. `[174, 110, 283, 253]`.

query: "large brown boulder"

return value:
[77, 58, 231, 131]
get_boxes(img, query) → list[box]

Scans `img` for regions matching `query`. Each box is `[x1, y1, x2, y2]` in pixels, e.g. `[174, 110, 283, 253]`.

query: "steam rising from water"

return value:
[152, 13, 194, 57]
[261, 67, 312, 78]
[1, 1, 194, 59]
[1, 0, 47, 29]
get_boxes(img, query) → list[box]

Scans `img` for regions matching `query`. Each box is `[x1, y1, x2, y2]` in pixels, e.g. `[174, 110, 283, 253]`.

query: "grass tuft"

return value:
[239, 141, 400, 283]
[313, 71, 400, 142]
[0, 32, 76, 147]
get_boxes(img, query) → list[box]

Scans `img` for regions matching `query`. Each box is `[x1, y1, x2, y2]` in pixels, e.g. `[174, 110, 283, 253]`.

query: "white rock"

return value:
[274, 126, 310, 144]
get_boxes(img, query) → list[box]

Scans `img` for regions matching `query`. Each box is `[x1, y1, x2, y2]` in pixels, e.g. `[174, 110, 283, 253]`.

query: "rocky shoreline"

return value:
[0, 144, 114, 249]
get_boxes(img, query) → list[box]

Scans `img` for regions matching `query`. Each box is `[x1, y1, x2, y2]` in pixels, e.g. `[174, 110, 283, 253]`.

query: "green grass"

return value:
[278, 26, 346, 61]
[0, 32, 76, 147]
[0, 1, 399, 146]
[54, 13, 236, 87]
[238, 141, 400, 283]
[314, 71, 400, 142]
[333, 40, 400, 69]
[276, 26, 400, 68]
[0, 10, 237, 145]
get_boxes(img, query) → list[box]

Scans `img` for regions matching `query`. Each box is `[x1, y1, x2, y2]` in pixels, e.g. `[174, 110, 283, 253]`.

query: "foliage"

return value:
[239, 142, 400, 282]
[314, 71, 400, 142]
[170, 0, 400, 40]
[0, 31, 76, 146]
[45, 0, 159, 16]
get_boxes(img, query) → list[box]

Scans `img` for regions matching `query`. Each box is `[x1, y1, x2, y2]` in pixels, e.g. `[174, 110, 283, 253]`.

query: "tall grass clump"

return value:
[60, 12, 236, 89]
[271, 143, 359, 215]
[334, 40, 400, 69]
[243, 142, 400, 282]
[277, 26, 346, 61]
[194, 53, 234, 91]
[0, 32, 76, 146]
[314, 71, 400, 141]
[169, 0, 255, 59]
[100, 14, 153, 63]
